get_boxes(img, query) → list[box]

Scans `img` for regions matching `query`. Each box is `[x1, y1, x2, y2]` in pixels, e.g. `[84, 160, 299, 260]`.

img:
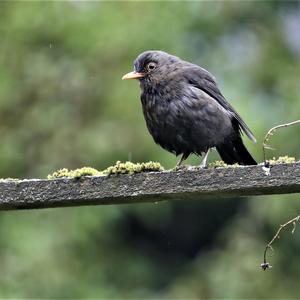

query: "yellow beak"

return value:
[122, 71, 145, 80]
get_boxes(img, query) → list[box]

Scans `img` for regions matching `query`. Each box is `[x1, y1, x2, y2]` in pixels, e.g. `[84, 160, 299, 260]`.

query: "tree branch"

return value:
[263, 120, 300, 164]
[261, 214, 300, 271]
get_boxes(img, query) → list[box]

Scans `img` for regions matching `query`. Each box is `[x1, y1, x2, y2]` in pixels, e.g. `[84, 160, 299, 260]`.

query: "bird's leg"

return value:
[199, 148, 211, 168]
[176, 154, 186, 167]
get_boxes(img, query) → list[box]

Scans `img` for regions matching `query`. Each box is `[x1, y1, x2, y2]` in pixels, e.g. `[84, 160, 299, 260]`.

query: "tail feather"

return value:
[216, 137, 257, 165]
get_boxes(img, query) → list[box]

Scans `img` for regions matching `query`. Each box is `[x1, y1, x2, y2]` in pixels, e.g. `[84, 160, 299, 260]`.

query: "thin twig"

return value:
[263, 120, 300, 164]
[261, 214, 300, 270]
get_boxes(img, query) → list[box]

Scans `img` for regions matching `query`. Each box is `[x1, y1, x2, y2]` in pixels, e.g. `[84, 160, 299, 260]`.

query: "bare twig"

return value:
[263, 120, 300, 165]
[261, 214, 300, 271]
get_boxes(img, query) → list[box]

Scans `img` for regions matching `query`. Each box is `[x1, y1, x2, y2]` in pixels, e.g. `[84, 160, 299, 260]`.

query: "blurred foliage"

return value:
[0, 1, 300, 298]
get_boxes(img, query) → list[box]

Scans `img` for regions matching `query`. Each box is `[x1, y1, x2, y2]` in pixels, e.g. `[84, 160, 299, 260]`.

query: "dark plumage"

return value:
[122, 50, 257, 166]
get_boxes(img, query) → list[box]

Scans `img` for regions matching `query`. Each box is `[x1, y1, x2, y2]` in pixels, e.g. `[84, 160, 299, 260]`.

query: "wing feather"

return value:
[182, 66, 256, 143]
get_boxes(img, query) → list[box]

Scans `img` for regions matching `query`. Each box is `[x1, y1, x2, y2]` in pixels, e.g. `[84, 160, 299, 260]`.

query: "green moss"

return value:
[71, 167, 101, 178]
[208, 160, 240, 169]
[208, 160, 240, 168]
[208, 155, 297, 168]
[102, 161, 164, 175]
[207, 156, 297, 169]
[47, 161, 164, 179]
[47, 167, 101, 179]
[267, 156, 297, 164]
[208, 160, 228, 168]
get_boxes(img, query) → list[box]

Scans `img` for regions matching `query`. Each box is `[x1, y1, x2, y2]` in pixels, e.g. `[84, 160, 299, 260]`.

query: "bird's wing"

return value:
[182, 66, 256, 143]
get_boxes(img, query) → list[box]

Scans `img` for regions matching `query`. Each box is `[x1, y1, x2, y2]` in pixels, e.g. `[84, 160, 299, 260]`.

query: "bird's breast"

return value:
[141, 92, 169, 127]
[140, 89, 192, 152]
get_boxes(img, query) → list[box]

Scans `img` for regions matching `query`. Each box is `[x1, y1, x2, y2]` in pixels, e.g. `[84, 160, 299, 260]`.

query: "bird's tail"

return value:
[216, 136, 257, 165]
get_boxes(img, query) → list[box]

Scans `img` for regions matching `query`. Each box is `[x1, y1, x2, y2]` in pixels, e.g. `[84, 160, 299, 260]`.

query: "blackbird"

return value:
[122, 50, 257, 166]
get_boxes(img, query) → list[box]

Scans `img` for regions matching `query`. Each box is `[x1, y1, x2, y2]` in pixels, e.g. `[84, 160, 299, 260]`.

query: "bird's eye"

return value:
[146, 62, 157, 71]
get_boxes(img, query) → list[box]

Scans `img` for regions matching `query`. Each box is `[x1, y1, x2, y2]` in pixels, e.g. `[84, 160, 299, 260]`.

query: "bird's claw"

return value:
[198, 164, 208, 169]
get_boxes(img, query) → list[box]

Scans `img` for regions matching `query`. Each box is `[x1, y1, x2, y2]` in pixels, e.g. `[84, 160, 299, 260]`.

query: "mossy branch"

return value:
[0, 162, 299, 210]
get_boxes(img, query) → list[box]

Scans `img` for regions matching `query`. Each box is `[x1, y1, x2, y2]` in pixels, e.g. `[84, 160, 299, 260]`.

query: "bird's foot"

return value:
[198, 161, 208, 169]
[198, 148, 210, 169]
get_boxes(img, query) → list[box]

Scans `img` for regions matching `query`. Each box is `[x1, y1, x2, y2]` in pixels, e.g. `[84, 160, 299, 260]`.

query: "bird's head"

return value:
[122, 51, 182, 86]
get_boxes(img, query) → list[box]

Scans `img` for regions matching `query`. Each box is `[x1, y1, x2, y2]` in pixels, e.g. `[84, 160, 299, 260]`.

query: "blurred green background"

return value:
[0, 1, 300, 298]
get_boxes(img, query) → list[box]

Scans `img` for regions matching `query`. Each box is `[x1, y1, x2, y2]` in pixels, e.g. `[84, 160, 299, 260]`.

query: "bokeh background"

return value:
[0, 1, 300, 298]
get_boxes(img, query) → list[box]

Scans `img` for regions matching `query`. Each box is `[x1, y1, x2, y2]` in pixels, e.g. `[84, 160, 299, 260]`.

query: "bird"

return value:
[122, 50, 257, 167]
